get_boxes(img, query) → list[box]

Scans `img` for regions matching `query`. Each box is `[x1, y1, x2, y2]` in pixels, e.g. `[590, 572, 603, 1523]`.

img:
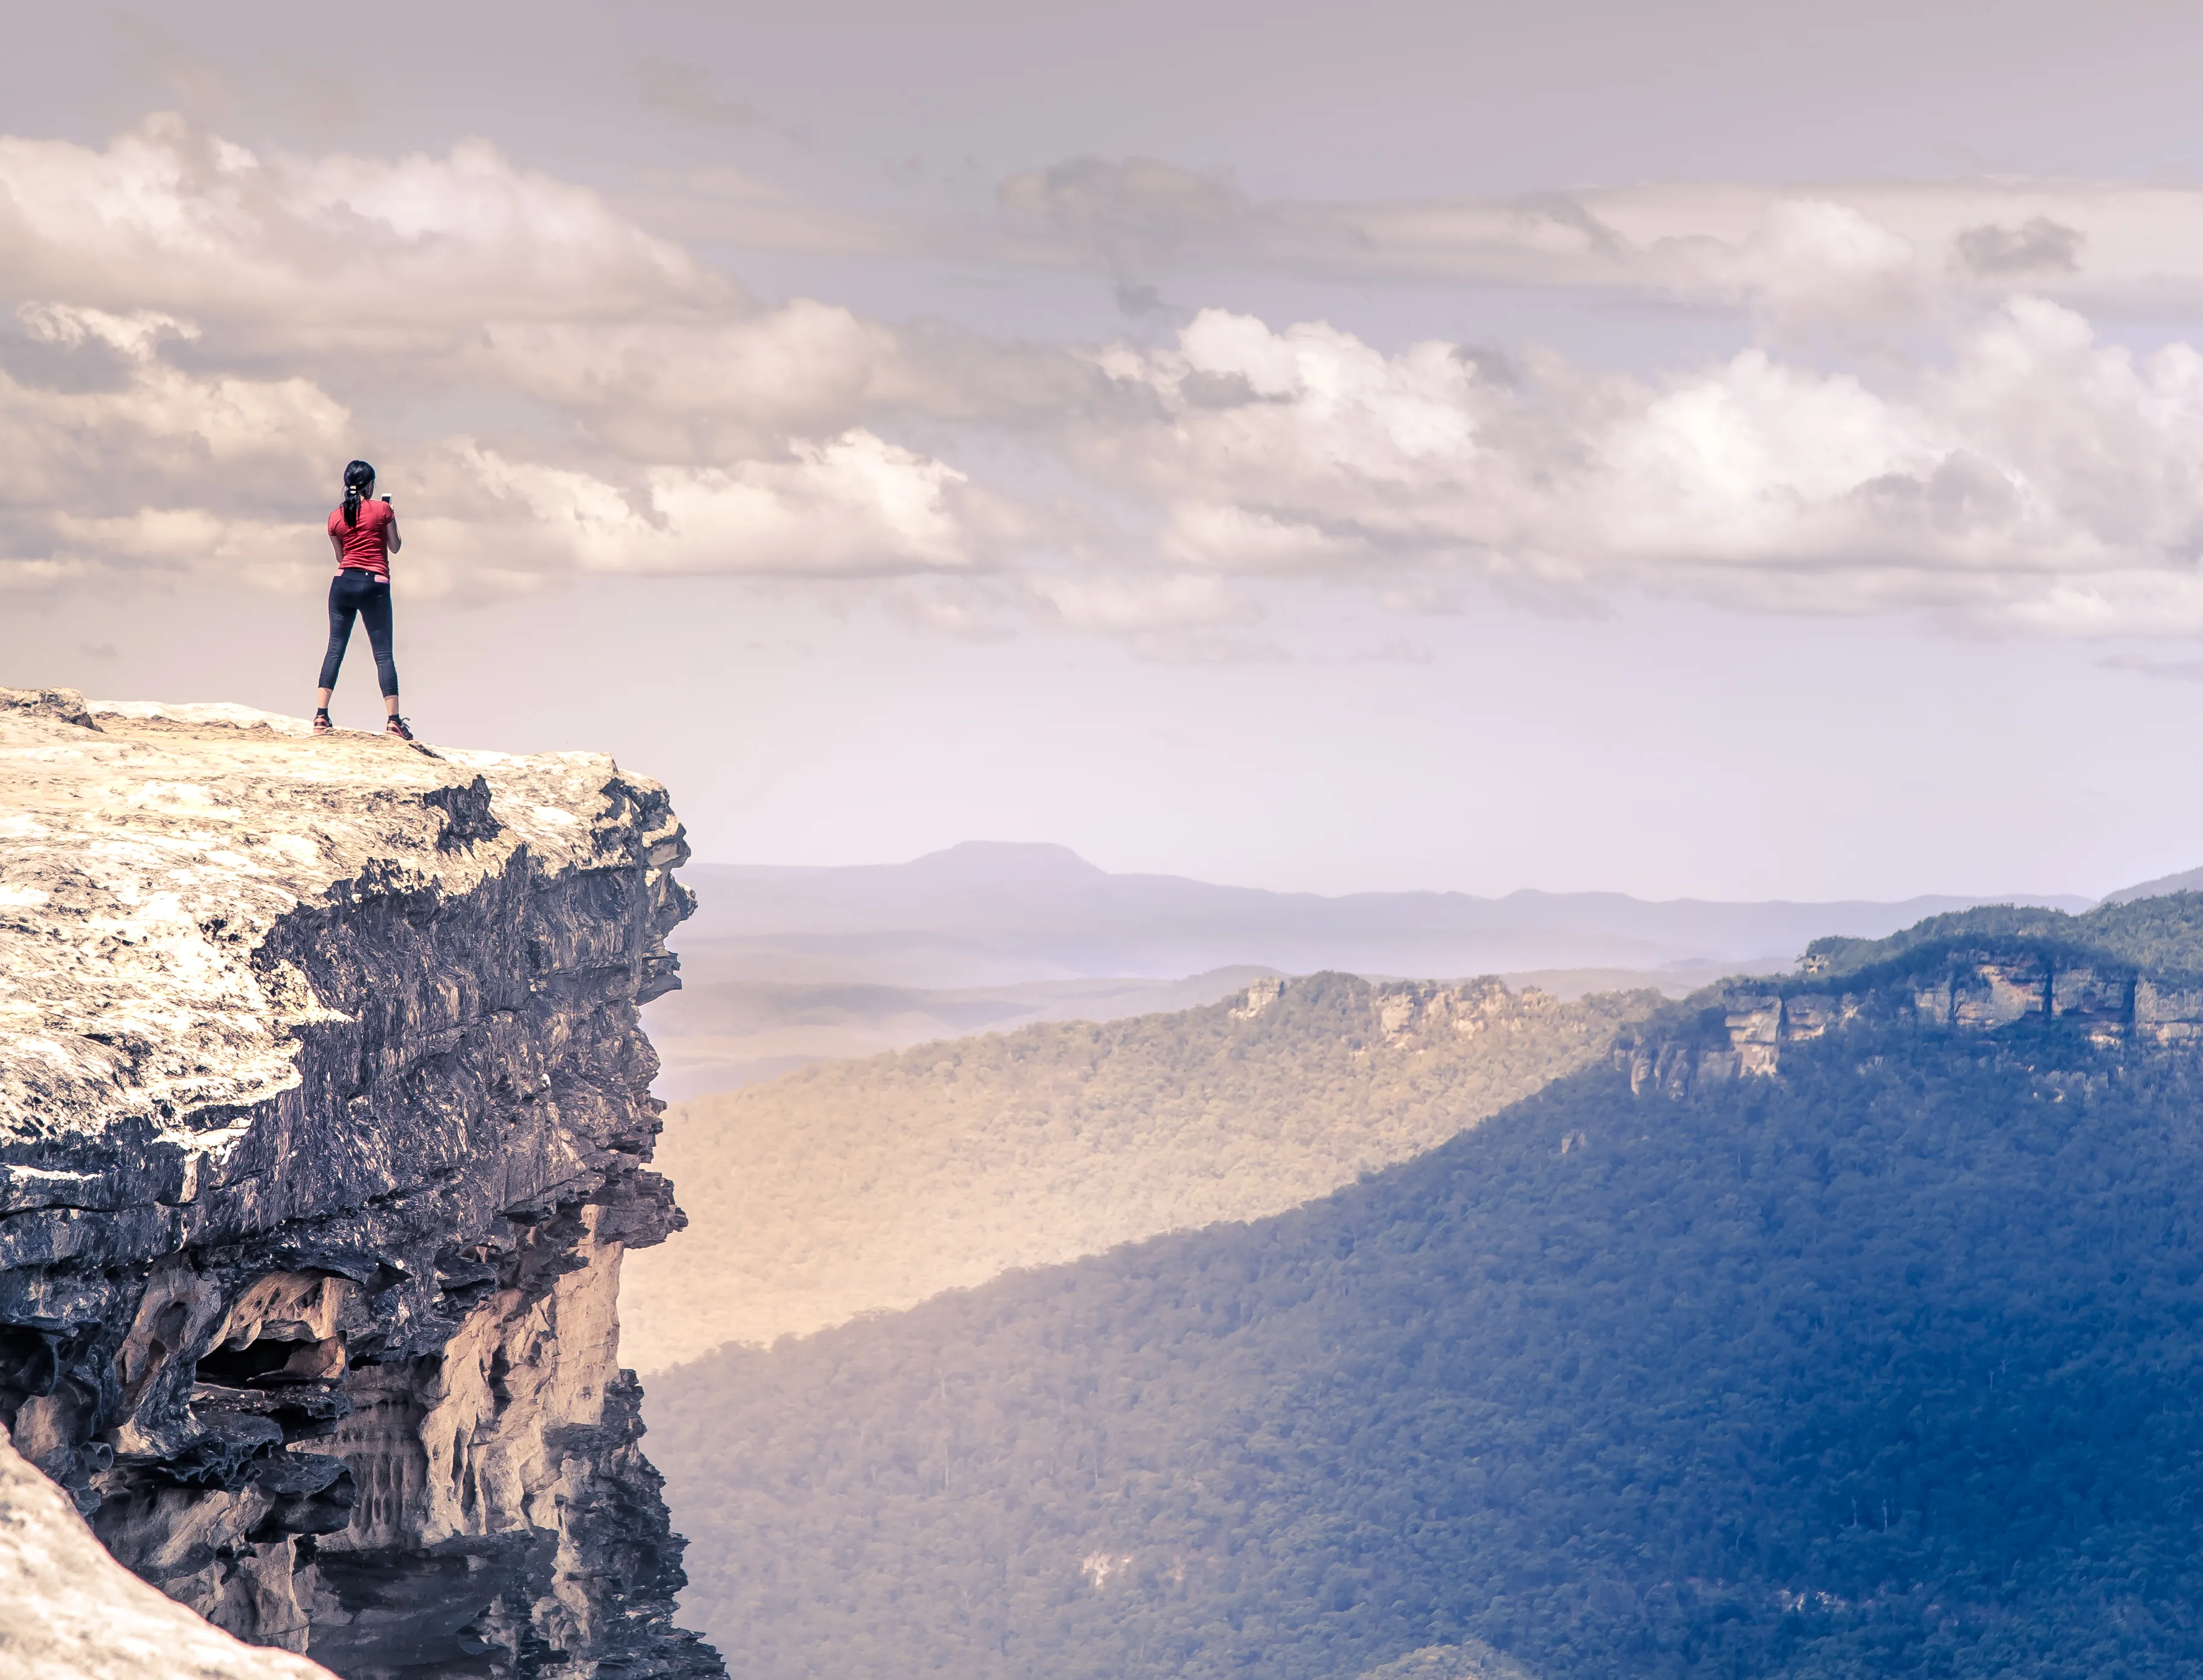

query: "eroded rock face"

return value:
[0, 691, 722, 1679]
[1616, 944, 2190, 1097]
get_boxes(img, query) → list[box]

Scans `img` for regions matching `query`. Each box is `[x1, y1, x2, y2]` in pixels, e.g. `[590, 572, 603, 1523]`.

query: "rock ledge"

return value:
[0, 690, 722, 1679]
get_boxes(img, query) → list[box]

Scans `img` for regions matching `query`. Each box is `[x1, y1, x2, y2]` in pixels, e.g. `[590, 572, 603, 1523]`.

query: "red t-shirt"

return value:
[329, 500, 395, 578]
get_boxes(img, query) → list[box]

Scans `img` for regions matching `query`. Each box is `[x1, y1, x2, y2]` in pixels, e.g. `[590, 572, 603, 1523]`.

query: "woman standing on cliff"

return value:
[313, 459, 414, 740]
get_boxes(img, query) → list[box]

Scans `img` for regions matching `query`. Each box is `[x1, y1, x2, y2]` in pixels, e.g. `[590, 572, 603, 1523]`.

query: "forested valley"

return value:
[624, 973, 1653, 1368]
[647, 897, 2203, 1679]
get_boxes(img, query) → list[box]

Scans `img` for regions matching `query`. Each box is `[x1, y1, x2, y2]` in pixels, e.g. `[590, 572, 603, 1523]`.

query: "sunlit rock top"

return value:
[0, 688, 681, 1160]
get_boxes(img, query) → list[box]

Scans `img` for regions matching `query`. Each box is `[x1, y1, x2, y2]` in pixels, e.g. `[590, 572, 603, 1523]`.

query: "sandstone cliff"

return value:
[0, 1427, 335, 1679]
[0, 690, 721, 1679]
[1615, 926, 2203, 1097]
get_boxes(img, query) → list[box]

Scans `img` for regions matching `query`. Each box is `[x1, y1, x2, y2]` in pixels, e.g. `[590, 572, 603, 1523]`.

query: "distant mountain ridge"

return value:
[673, 841, 2094, 987]
[2103, 864, 2203, 903]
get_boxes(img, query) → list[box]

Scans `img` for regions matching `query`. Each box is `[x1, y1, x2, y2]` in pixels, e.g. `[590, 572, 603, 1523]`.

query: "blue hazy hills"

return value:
[672, 840, 2094, 987]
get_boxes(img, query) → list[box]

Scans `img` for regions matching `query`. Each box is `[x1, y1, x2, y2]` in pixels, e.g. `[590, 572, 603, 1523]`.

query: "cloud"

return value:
[0, 299, 347, 589]
[0, 118, 1015, 597]
[39, 510, 321, 592]
[10, 115, 2203, 646]
[0, 116, 720, 347]
[1068, 301, 2203, 633]
[1955, 216, 2085, 278]
[988, 162, 2203, 332]
[1699, 199, 1925, 336]
[470, 303, 912, 460]
[457, 432, 987, 579]
[997, 157, 1248, 275]
[20, 303, 199, 359]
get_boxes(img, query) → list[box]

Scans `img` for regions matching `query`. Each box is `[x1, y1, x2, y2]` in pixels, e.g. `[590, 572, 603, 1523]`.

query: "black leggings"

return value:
[318, 569, 399, 697]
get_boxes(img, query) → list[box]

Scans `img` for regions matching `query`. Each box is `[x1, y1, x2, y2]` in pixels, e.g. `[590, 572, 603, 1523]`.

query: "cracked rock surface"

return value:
[0, 689, 723, 1680]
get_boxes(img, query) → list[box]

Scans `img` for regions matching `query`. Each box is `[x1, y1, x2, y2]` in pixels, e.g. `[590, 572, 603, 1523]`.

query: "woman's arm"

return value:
[329, 524, 344, 566]
[384, 499, 402, 554]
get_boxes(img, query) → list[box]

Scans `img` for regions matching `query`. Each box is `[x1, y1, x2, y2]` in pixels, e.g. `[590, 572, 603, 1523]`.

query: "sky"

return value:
[10, 1, 2203, 899]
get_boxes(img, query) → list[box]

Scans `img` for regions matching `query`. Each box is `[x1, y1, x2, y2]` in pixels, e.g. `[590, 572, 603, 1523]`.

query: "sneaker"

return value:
[385, 716, 415, 742]
[312, 710, 333, 735]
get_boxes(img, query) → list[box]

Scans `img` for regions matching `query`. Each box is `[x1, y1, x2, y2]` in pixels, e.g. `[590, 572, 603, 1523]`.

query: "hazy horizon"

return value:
[643, 838, 2111, 1096]
[679, 837, 2110, 907]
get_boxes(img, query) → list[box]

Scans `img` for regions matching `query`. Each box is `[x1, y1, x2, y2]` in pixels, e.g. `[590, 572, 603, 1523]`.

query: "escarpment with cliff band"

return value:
[0, 688, 722, 1679]
[1615, 896, 2203, 1097]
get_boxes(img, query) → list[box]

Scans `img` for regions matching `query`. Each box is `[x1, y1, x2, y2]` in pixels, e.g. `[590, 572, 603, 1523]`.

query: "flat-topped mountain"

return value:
[0, 689, 717, 1679]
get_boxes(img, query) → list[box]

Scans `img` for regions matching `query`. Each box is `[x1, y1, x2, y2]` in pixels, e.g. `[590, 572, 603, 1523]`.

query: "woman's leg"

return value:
[316, 573, 359, 704]
[359, 580, 400, 717]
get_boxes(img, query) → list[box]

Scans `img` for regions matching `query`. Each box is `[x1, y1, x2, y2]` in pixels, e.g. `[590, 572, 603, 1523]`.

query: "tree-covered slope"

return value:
[1801, 888, 2203, 983]
[623, 973, 1655, 1368]
[647, 966, 2203, 1679]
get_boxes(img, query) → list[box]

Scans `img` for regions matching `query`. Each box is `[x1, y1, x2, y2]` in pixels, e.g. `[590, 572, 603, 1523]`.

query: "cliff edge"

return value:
[0, 689, 722, 1679]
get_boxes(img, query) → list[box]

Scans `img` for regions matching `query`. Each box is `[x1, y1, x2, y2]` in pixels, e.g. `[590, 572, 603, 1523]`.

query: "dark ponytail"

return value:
[342, 459, 376, 528]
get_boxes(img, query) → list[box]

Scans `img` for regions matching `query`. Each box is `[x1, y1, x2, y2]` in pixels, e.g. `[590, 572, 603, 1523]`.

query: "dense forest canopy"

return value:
[1803, 889, 2203, 983]
[648, 973, 2203, 1679]
[1355, 1644, 1538, 1680]
[623, 973, 1655, 1368]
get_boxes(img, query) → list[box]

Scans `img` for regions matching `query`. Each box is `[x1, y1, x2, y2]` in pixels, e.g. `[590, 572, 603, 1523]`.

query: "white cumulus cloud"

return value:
[8, 116, 2203, 644]
[1074, 301, 2203, 632]
[0, 117, 717, 343]
[456, 432, 984, 579]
